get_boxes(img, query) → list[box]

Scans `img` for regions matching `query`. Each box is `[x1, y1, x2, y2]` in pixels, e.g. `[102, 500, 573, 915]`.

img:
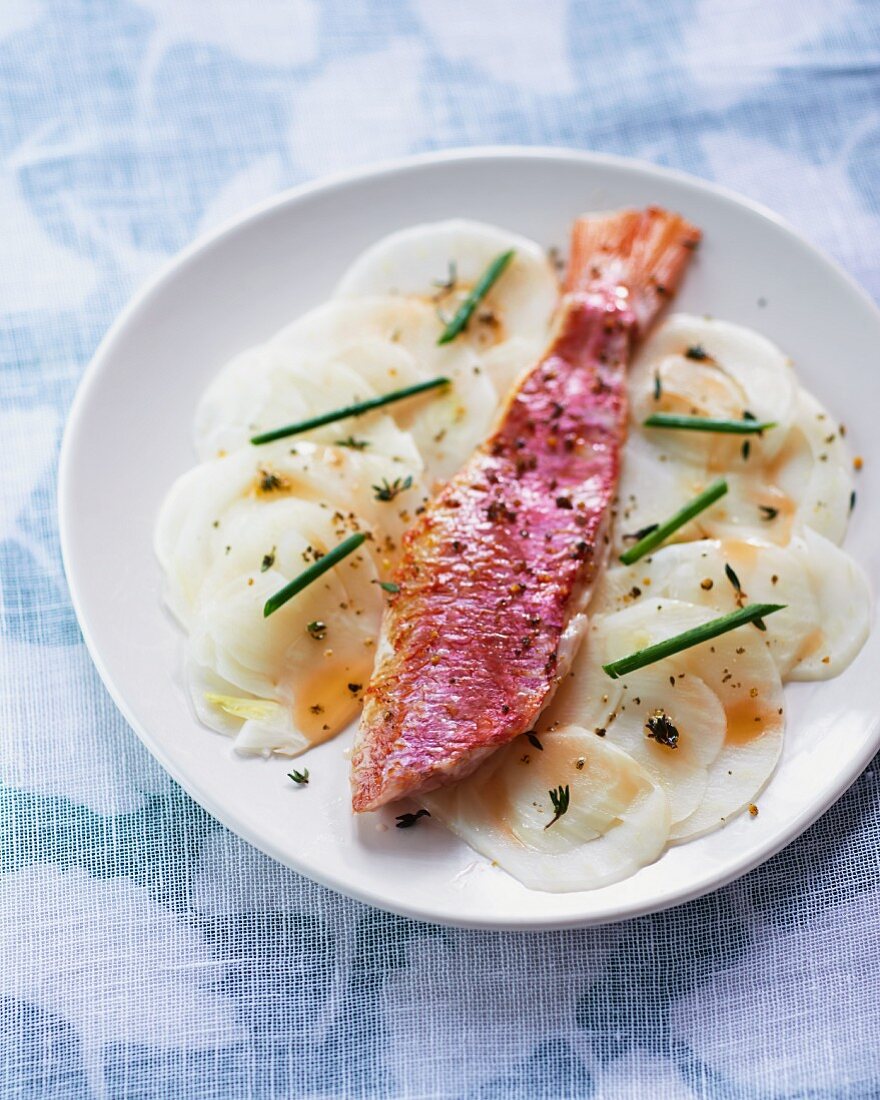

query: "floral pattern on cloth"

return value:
[2, 0, 880, 1096]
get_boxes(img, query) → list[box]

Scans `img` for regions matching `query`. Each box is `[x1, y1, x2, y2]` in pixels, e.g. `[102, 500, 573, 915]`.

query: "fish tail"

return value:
[565, 207, 701, 331]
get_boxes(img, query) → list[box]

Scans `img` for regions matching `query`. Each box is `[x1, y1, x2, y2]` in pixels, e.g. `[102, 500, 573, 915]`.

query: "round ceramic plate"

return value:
[59, 148, 879, 929]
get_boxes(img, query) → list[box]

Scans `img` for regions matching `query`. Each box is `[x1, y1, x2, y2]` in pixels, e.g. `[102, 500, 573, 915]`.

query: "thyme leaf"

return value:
[396, 809, 430, 829]
[432, 260, 458, 294]
[372, 475, 413, 502]
[544, 785, 571, 830]
[622, 522, 659, 543]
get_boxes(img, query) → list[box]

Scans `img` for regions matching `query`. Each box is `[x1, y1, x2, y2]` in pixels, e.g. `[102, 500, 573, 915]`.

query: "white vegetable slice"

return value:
[272, 296, 518, 483]
[612, 434, 811, 551]
[676, 647, 783, 840]
[543, 623, 726, 825]
[156, 440, 427, 623]
[188, 662, 319, 757]
[195, 296, 497, 484]
[631, 314, 797, 466]
[155, 455, 254, 627]
[698, 473, 797, 547]
[550, 600, 784, 841]
[189, 504, 381, 756]
[786, 527, 871, 680]
[157, 441, 422, 755]
[477, 335, 544, 402]
[595, 538, 820, 678]
[424, 725, 669, 893]
[195, 342, 423, 468]
[620, 318, 857, 549]
[611, 433, 708, 557]
[335, 219, 558, 348]
[640, 599, 784, 841]
[770, 388, 853, 545]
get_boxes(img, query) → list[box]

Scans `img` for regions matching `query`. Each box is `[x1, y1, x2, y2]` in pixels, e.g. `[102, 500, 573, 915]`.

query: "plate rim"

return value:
[58, 144, 880, 929]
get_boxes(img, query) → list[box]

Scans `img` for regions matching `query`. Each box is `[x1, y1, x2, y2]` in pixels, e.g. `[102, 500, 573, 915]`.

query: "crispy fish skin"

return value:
[352, 208, 700, 812]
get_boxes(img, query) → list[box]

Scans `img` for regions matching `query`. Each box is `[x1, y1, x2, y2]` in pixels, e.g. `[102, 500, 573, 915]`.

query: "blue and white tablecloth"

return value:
[3, 2, 880, 1096]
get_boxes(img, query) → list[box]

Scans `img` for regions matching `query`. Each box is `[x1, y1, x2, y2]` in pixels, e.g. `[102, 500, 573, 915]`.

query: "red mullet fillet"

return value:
[351, 208, 701, 812]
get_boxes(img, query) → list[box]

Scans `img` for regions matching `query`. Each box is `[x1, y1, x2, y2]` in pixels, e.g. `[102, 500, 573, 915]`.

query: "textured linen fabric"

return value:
[2, 1, 880, 1096]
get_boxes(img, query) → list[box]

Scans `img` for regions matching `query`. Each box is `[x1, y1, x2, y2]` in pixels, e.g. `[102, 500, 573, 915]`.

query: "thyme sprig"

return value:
[544, 785, 571, 830]
[372, 475, 413, 502]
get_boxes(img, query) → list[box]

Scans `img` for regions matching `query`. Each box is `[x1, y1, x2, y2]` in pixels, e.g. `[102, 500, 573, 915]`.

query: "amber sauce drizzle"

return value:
[724, 697, 782, 746]
[292, 663, 366, 744]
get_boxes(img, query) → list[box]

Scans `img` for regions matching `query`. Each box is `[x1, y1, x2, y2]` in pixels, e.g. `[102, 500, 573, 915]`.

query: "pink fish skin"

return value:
[351, 208, 701, 812]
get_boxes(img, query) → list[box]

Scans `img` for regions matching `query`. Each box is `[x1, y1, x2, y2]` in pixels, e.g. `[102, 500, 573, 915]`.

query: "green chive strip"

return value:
[437, 250, 515, 345]
[643, 413, 776, 435]
[619, 478, 728, 565]
[250, 377, 450, 445]
[263, 533, 366, 618]
[602, 603, 786, 680]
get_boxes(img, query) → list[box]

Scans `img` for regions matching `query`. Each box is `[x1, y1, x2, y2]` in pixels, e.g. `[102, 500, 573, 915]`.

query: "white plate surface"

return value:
[59, 148, 880, 929]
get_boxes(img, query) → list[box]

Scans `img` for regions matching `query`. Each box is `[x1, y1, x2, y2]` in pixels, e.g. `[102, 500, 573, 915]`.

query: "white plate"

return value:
[58, 148, 880, 929]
